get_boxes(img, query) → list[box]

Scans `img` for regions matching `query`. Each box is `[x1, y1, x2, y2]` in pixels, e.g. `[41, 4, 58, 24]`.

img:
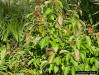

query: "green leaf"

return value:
[88, 13, 93, 24]
[50, 15, 54, 20]
[1, 47, 6, 60]
[45, 8, 53, 15]
[54, 65, 59, 73]
[95, 60, 99, 69]
[49, 64, 54, 73]
[66, 53, 71, 64]
[76, 39, 81, 49]
[62, 64, 65, 70]
[85, 64, 90, 70]
[92, 66, 97, 71]
[50, 41, 59, 52]
[72, 67, 75, 75]
[55, 57, 61, 65]
[97, 38, 99, 46]
[80, 53, 86, 62]
[90, 57, 95, 64]
[86, 36, 91, 47]
[39, 36, 49, 49]
[64, 67, 70, 75]
[36, 58, 40, 66]
[48, 53, 55, 63]
[71, 57, 78, 66]
[58, 1, 63, 8]
[40, 60, 48, 70]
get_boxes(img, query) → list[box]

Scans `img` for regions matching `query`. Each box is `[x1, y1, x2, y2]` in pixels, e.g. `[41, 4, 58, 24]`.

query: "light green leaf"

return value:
[48, 53, 55, 63]
[50, 41, 59, 52]
[95, 60, 99, 69]
[90, 57, 95, 64]
[71, 57, 78, 66]
[86, 36, 91, 47]
[55, 57, 61, 65]
[76, 39, 81, 49]
[80, 53, 85, 62]
[28, 59, 34, 66]
[58, 0, 63, 8]
[72, 67, 75, 75]
[97, 38, 99, 46]
[45, 8, 53, 15]
[85, 64, 90, 70]
[40, 60, 48, 70]
[64, 67, 70, 75]
[54, 66, 59, 73]
[49, 64, 54, 73]
[39, 36, 49, 49]
[50, 15, 54, 20]
[59, 50, 69, 54]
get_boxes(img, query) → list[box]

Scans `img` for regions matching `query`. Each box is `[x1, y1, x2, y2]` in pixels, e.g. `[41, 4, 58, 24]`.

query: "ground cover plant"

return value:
[0, 0, 99, 75]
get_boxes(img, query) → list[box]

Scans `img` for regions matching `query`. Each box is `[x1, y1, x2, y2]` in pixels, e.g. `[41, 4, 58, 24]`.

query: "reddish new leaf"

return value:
[24, 32, 30, 41]
[62, 12, 67, 18]
[69, 41, 74, 46]
[88, 27, 94, 35]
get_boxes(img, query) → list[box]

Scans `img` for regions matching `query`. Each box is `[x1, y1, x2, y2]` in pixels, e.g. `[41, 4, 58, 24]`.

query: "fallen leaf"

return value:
[58, 16, 63, 25]
[74, 50, 80, 61]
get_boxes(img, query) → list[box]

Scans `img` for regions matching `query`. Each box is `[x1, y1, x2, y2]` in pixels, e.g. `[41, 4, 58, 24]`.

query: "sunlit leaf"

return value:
[45, 8, 53, 15]
[55, 57, 61, 65]
[50, 41, 59, 52]
[40, 60, 48, 70]
[49, 64, 54, 73]
[85, 64, 90, 70]
[64, 67, 70, 75]
[54, 65, 59, 73]
[72, 67, 76, 75]
[59, 50, 69, 54]
[90, 57, 95, 64]
[39, 36, 49, 49]
[28, 59, 34, 66]
[48, 53, 55, 63]
[71, 57, 78, 66]
[86, 36, 91, 47]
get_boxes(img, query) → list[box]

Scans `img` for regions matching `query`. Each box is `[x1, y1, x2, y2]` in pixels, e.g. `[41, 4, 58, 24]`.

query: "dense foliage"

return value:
[0, 0, 99, 75]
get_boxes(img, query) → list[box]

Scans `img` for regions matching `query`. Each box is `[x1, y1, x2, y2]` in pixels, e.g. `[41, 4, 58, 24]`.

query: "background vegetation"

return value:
[0, 0, 99, 75]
